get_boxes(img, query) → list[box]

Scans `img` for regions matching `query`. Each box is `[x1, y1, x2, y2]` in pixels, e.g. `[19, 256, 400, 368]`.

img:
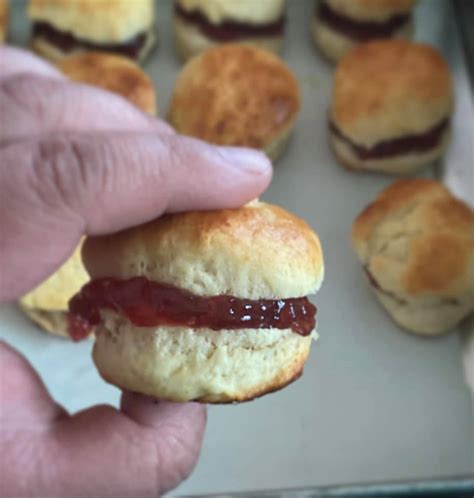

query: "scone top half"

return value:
[70, 202, 324, 403]
[28, 0, 155, 61]
[352, 179, 474, 335]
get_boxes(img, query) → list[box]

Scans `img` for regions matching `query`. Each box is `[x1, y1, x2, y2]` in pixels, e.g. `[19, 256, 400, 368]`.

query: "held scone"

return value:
[352, 179, 474, 335]
[68, 201, 324, 403]
[28, 0, 156, 62]
[173, 0, 286, 62]
[168, 44, 300, 161]
[57, 52, 157, 115]
[312, 0, 416, 63]
[19, 61, 157, 338]
[329, 40, 453, 174]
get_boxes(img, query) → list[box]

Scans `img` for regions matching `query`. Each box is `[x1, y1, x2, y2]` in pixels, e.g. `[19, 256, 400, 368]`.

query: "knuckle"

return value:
[31, 135, 98, 210]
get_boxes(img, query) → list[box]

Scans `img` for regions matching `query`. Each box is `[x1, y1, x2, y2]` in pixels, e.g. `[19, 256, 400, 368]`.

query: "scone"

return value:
[352, 179, 474, 335]
[69, 201, 324, 402]
[28, 0, 156, 63]
[57, 52, 157, 115]
[20, 243, 88, 338]
[329, 40, 453, 174]
[0, 0, 8, 43]
[312, 0, 417, 63]
[168, 44, 300, 161]
[173, 0, 286, 62]
[19, 57, 157, 338]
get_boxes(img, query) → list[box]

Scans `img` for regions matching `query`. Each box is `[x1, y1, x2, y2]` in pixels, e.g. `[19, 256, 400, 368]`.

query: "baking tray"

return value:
[2, 0, 473, 496]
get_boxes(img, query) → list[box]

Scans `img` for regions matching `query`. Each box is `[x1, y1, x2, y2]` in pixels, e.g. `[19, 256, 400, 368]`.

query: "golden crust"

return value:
[28, 0, 154, 43]
[177, 0, 286, 25]
[168, 44, 300, 150]
[352, 179, 474, 334]
[92, 311, 314, 403]
[330, 40, 453, 146]
[0, 0, 8, 43]
[326, 0, 417, 21]
[83, 201, 324, 299]
[57, 52, 156, 115]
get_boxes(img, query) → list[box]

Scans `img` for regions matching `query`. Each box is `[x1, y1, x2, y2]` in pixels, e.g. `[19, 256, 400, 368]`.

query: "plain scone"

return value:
[168, 43, 300, 161]
[352, 179, 474, 335]
[82, 201, 324, 403]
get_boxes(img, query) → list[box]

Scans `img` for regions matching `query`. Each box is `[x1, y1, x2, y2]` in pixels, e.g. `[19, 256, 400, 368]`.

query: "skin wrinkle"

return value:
[0, 75, 173, 145]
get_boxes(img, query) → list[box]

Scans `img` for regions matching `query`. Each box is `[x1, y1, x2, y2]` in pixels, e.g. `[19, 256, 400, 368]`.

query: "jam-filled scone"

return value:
[57, 52, 157, 115]
[329, 40, 453, 174]
[69, 201, 324, 402]
[352, 179, 474, 335]
[168, 44, 300, 161]
[173, 0, 286, 62]
[28, 0, 156, 62]
[312, 0, 417, 63]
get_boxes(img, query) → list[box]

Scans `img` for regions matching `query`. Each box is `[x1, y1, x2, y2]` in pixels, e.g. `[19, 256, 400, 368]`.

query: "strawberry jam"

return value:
[68, 277, 316, 341]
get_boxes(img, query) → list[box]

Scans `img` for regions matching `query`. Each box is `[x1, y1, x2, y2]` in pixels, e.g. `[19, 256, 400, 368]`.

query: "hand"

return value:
[0, 47, 272, 497]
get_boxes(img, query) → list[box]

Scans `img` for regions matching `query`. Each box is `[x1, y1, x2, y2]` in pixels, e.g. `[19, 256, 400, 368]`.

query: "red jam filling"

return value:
[32, 22, 148, 59]
[317, 2, 410, 41]
[175, 3, 285, 41]
[68, 277, 316, 341]
[329, 118, 448, 159]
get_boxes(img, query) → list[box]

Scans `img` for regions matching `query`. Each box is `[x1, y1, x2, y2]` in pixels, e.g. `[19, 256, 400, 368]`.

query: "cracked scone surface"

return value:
[352, 178, 474, 335]
[168, 44, 300, 157]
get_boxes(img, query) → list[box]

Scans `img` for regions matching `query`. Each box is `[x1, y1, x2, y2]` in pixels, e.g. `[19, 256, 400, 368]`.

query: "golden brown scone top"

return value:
[57, 52, 156, 115]
[352, 179, 474, 298]
[168, 44, 300, 149]
[327, 0, 417, 21]
[83, 201, 323, 300]
[0, 0, 8, 43]
[28, 0, 154, 43]
[330, 40, 453, 146]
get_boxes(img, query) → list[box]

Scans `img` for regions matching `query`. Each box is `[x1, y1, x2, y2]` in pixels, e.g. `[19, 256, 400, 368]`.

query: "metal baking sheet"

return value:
[2, 0, 473, 496]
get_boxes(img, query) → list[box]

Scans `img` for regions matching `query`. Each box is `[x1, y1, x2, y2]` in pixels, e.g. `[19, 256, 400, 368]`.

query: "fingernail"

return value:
[216, 146, 271, 173]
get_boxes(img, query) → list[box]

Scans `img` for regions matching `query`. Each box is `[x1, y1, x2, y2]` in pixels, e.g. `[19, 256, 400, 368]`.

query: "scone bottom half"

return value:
[352, 179, 474, 335]
[68, 201, 324, 403]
